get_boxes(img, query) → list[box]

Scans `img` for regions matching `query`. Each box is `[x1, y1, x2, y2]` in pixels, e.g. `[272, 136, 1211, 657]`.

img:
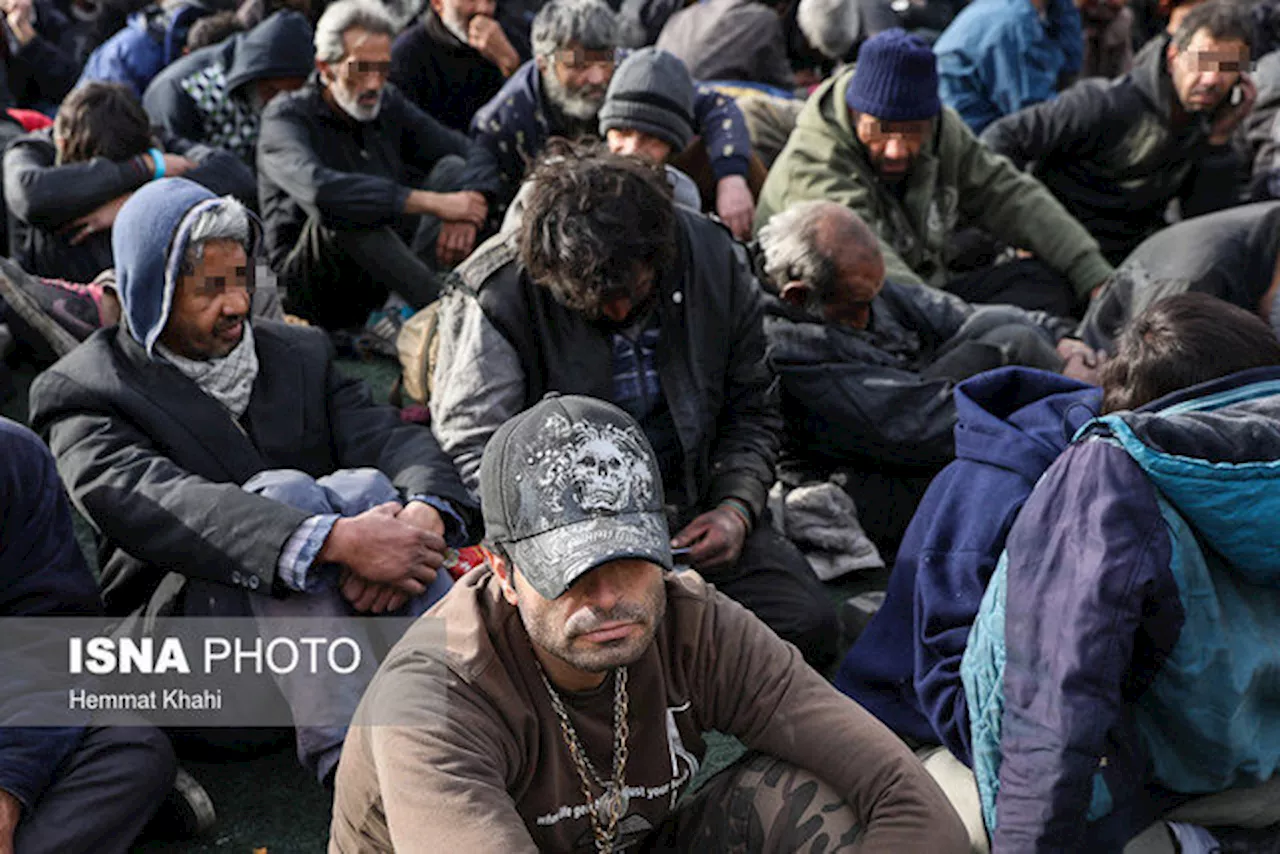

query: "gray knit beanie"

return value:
[598, 47, 695, 152]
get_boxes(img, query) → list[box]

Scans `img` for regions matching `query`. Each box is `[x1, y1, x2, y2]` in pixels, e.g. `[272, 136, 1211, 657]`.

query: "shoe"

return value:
[360, 306, 411, 360]
[149, 766, 217, 839]
[0, 257, 98, 358]
[838, 591, 886, 648]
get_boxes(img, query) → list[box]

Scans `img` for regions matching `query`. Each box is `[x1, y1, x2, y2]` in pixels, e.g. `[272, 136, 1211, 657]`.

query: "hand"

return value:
[1208, 73, 1256, 145]
[3, 0, 34, 46]
[715, 174, 755, 240]
[397, 500, 446, 538]
[151, 151, 197, 179]
[671, 506, 748, 572]
[317, 502, 444, 596]
[468, 15, 520, 77]
[434, 191, 488, 227]
[338, 569, 410, 614]
[1058, 339, 1108, 385]
[0, 789, 18, 854]
[436, 221, 478, 268]
[64, 193, 131, 245]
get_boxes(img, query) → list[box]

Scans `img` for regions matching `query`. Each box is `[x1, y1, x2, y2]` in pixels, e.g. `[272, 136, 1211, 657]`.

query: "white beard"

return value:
[542, 70, 606, 121]
[330, 82, 382, 122]
[441, 8, 471, 44]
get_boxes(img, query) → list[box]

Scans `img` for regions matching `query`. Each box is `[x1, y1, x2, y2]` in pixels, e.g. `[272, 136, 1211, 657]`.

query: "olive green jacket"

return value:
[755, 68, 1114, 299]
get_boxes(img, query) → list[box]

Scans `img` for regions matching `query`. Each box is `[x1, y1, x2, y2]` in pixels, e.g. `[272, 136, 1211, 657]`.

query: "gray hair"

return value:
[797, 0, 860, 59]
[757, 200, 876, 309]
[180, 199, 254, 272]
[314, 0, 397, 63]
[531, 0, 618, 59]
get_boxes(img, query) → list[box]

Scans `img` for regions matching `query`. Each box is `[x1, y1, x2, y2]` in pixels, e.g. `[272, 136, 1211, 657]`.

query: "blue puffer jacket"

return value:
[934, 0, 1084, 133]
[77, 2, 215, 97]
[964, 366, 1280, 852]
[835, 367, 1100, 764]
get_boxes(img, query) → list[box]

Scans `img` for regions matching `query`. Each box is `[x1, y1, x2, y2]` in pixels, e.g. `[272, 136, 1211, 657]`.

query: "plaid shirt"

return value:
[611, 324, 663, 423]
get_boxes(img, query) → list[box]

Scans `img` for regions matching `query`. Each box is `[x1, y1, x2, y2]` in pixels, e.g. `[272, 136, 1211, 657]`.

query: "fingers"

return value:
[671, 520, 709, 549]
[368, 501, 402, 517]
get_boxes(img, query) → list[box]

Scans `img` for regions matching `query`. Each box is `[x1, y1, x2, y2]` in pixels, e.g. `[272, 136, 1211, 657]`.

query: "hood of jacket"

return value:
[224, 10, 314, 94]
[1085, 366, 1280, 585]
[112, 177, 261, 356]
[953, 366, 1102, 483]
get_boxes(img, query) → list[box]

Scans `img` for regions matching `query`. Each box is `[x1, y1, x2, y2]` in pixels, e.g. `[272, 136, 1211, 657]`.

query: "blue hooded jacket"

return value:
[963, 366, 1280, 852]
[934, 0, 1084, 133]
[113, 177, 259, 355]
[78, 2, 215, 97]
[835, 367, 1100, 765]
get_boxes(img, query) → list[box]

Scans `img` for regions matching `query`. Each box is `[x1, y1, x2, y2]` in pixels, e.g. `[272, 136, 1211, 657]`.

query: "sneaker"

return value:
[360, 306, 411, 360]
[0, 257, 100, 358]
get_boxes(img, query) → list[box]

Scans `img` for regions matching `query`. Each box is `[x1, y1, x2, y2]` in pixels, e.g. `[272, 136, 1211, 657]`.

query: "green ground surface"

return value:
[2, 354, 884, 854]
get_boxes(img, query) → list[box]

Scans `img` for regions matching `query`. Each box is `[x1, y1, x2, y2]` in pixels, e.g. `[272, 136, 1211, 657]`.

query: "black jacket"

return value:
[3, 128, 256, 280]
[764, 282, 1073, 471]
[257, 77, 499, 271]
[390, 10, 523, 133]
[142, 10, 314, 166]
[0, 419, 101, 811]
[431, 210, 782, 522]
[981, 34, 1241, 262]
[28, 320, 479, 617]
[0, 0, 80, 110]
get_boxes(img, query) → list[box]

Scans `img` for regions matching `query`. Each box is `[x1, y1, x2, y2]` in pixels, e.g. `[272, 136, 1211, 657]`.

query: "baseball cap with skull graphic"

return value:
[480, 394, 674, 600]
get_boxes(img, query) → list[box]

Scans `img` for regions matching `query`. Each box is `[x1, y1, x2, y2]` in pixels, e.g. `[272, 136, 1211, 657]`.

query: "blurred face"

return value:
[606, 127, 673, 163]
[1167, 30, 1248, 114]
[854, 112, 931, 181]
[159, 239, 252, 360]
[538, 40, 615, 120]
[252, 76, 307, 110]
[500, 557, 667, 690]
[596, 264, 656, 329]
[823, 246, 885, 330]
[319, 27, 392, 122]
[432, 0, 496, 40]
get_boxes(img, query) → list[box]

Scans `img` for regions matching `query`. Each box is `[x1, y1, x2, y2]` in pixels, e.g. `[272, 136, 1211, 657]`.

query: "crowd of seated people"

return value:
[6, 0, 1280, 850]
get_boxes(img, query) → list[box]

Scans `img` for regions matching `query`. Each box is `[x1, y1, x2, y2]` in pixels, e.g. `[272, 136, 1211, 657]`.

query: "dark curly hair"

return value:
[519, 139, 676, 319]
[1101, 292, 1280, 413]
[54, 82, 153, 165]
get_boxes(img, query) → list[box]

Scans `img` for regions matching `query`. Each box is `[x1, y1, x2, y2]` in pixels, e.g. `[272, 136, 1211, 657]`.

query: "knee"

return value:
[100, 724, 178, 802]
[242, 469, 332, 514]
[317, 468, 399, 516]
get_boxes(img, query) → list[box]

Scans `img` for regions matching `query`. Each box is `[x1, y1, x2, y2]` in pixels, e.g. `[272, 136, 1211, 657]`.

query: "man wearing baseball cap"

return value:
[756, 28, 1114, 318]
[330, 394, 967, 853]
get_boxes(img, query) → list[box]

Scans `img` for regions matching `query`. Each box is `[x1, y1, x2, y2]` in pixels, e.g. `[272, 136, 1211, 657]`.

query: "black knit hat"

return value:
[598, 47, 695, 152]
[845, 28, 940, 122]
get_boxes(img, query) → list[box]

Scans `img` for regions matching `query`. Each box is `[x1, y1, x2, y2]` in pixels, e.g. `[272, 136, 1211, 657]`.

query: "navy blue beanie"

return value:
[846, 29, 940, 122]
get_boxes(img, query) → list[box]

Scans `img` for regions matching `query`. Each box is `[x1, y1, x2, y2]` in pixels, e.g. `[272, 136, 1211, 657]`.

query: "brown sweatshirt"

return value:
[329, 568, 966, 853]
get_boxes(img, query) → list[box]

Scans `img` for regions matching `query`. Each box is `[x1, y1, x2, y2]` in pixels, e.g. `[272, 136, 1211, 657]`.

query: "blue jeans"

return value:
[241, 467, 453, 784]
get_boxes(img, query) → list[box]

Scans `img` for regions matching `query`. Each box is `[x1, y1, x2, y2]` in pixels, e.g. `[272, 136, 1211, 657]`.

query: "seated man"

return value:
[981, 0, 1254, 264]
[933, 0, 1083, 133]
[143, 9, 314, 169]
[28, 178, 480, 785]
[499, 45, 704, 231]
[0, 0, 81, 112]
[469, 0, 759, 239]
[655, 0, 800, 91]
[432, 144, 840, 668]
[4, 81, 255, 283]
[0, 416, 178, 854]
[330, 394, 969, 853]
[756, 29, 1114, 318]
[390, 0, 528, 133]
[1080, 201, 1280, 352]
[963, 293, 1280, 851]
[257, 0, 497, 331]
[757, 200, 1101, 550]
[77, 0, 222, 97]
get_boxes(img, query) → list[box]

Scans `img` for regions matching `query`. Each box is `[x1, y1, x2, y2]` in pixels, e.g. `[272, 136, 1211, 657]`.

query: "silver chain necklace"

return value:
[537, 665, 631, 853]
